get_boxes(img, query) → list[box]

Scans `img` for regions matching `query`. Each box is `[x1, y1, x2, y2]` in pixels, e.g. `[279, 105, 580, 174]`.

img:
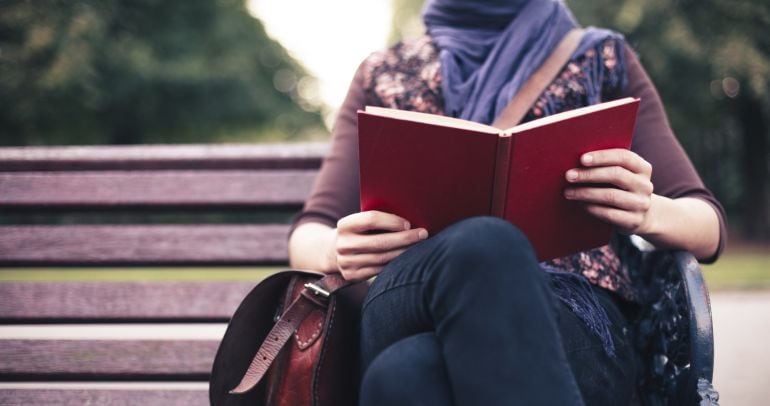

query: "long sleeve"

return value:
[622, 45, 727, 262]
[288, 63, 368, 235]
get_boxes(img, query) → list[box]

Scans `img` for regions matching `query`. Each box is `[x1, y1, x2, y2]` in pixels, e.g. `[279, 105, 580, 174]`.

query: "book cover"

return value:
[357, 98, 640, 261]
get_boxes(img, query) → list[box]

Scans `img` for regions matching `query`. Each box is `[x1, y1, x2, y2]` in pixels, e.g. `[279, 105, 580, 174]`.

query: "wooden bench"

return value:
[0, 143, 717, 405]
[0, 144, 325, 405]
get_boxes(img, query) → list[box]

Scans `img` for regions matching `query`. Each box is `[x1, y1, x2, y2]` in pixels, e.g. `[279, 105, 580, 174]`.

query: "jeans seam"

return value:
[362, 281, 425, 313]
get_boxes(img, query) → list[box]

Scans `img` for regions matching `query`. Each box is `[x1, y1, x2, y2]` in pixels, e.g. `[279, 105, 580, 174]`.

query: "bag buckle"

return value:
[304, 282, 330, 298]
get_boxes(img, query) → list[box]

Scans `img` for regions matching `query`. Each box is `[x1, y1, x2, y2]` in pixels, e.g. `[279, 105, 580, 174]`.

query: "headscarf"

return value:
[423, 0, 625, 124]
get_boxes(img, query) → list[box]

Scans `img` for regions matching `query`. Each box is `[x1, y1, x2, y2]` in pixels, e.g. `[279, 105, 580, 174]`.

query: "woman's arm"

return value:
[288, 59, 427, 281]
[289, 222, 338, 272]
[564, 149, 720, 260]
[562, 44, 726, 262]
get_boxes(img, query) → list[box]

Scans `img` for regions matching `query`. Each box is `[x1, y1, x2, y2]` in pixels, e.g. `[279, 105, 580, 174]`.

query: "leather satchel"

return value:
[209, 270, 368, 406]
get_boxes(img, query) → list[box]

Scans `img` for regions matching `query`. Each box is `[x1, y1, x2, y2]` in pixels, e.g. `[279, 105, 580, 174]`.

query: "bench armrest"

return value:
[615, 236, 719, 405]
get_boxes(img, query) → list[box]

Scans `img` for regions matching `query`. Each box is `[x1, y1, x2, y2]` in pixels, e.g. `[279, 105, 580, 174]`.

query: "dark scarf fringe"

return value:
[545, 267, 616, 358]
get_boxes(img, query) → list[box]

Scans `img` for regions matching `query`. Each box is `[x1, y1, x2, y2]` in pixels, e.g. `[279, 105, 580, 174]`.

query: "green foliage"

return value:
[0, 0, 324, 145]
[702, 250, 770, 290]
[389, 0, 426, 45]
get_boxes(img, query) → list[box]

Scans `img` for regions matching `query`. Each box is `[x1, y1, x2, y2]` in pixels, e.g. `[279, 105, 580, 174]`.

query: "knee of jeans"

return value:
[438, 216, 536, 274]
[360, 333, 450, 406]
[445, 216, 528, 249]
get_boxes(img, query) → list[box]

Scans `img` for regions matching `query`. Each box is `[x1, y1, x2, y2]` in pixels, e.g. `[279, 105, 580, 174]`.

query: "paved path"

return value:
[711, 290, 770, 406]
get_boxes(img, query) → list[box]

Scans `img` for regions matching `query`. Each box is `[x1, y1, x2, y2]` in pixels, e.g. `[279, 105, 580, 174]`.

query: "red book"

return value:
[358, 97, 640, 261]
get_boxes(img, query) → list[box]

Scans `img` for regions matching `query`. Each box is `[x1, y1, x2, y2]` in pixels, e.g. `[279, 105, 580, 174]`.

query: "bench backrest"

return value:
[0, 144, 327, 265]
[0, 144, 326, 404]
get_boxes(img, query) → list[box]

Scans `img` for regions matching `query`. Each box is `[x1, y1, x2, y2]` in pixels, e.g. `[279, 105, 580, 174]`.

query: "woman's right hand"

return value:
[333, 210, 428, 282]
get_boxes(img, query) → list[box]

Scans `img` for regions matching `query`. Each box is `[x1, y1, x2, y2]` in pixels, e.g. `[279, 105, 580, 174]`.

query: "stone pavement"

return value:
[711, 290, 770, 406]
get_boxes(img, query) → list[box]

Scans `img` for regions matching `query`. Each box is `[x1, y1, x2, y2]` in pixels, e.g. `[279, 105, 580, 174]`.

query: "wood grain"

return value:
[0, 282, 256, 321]
[0, 143, 327, 171]
[0, 389, 207, 406]
[0, 170, 316, 208]
[0, 340, 218, 378]
[0, 224, 290, 265]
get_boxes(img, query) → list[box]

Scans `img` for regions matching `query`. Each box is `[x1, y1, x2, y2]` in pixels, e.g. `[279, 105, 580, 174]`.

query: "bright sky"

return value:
[248, 0, 392, 125]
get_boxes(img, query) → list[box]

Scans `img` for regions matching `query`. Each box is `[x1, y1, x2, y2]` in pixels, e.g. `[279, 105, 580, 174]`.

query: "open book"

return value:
[357, 97, 640, 261]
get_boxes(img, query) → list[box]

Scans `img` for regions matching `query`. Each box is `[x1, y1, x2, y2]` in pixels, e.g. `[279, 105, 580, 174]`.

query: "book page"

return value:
[364, 106, 498, 134]
[505, 97, 638, 134]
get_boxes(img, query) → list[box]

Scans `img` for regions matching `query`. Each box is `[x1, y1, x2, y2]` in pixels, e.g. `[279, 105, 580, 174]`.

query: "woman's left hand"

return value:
[564, 148, 655, 235]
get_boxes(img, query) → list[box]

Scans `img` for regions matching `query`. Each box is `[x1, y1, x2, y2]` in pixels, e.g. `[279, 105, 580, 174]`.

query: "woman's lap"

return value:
[359, 216, 637, 405]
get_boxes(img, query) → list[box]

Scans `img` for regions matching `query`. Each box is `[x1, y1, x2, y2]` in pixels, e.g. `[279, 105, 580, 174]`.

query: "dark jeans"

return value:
[359, 217, 637, 406]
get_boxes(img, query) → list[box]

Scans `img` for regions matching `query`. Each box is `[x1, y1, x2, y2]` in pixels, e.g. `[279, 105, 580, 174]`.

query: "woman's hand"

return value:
[333, 210, 428, 282]
[564, 149, 655, 235]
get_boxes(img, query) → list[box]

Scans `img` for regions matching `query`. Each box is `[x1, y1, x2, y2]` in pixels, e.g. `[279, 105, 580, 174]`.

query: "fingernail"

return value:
[404, 221, 410, 230]
[564, 189, 574, 198]
[566, 170, 578, 181]
[418, 229, 428, 239]
[582, 154, 593, 164]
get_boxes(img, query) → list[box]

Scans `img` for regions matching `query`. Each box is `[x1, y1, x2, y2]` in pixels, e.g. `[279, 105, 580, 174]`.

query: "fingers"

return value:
[336, 233, 425, 281]
[337, 248, 408, 282]
[339, 266, 384, 282]
[338, 210, 411, 234]
[334, 210, 429, 282]
[337, 228, 428, 255]
[566, 149, 653, 195]
[565, 165, 654, 195]
[579, 149, 652, 176]
[564, 187, 651, 212]
[565, 148, 655, 234]
[338, 248, 408, 269]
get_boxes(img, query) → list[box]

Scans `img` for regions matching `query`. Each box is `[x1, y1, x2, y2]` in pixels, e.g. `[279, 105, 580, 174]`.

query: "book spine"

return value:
[490, 135, 512, 217]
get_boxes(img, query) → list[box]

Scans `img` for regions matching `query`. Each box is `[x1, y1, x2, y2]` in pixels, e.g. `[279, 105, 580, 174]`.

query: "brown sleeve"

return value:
[288, 63, 367, 235]
[622, 44, 727, 262]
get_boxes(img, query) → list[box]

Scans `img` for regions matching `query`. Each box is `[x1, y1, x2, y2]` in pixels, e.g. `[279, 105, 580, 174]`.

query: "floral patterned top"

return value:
[360, 35, 635, 301]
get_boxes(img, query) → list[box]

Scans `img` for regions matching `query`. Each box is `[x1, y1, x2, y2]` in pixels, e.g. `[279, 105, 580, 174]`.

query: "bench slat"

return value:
[0, 389, 207, 406]
[0, 282, 256, 321]
[0, 143, 327, 171]
[0, 225, 290, 265]
[0, 170, 315, 208]
[0, 340, 218, 379]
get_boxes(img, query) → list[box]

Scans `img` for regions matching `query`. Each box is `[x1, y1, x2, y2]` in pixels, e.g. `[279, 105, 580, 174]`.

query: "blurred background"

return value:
[1, 0, 768, 403]
[1, 0, 767, 243]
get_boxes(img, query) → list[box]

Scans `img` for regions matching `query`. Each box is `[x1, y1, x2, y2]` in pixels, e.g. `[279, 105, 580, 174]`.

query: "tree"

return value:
[0, 0, 324, 145]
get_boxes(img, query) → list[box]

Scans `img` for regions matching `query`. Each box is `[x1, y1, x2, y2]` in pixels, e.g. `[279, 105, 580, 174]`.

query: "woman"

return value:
[288, 0, 725, 404]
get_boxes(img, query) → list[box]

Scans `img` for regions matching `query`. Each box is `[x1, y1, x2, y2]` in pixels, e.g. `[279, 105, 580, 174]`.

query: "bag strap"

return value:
[229, 273, 352, 395]
[491, 28, 585, 129]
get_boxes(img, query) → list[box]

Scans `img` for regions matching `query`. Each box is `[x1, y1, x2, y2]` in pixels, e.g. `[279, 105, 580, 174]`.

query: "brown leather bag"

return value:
[209, 270, 368, 406]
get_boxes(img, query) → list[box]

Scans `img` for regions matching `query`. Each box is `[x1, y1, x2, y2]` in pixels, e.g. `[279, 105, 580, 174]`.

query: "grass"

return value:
[701, 251, 770, 291]
[1, 250, 767, 290]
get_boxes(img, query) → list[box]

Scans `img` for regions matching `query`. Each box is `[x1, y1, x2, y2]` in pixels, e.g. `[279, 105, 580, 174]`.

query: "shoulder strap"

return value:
[229, 273, 352, 394]
[491, 28, 585, 129]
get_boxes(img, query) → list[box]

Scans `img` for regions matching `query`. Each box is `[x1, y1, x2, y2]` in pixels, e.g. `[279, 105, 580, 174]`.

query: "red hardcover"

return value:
[358, 98, 640, 261]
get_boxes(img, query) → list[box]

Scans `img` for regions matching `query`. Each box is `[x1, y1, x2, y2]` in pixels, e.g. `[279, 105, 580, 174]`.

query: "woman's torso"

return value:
[360, 35, 635, 301]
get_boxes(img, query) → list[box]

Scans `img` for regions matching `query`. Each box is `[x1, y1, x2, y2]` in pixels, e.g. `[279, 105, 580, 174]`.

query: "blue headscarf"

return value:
[423, 0, 624, 124]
